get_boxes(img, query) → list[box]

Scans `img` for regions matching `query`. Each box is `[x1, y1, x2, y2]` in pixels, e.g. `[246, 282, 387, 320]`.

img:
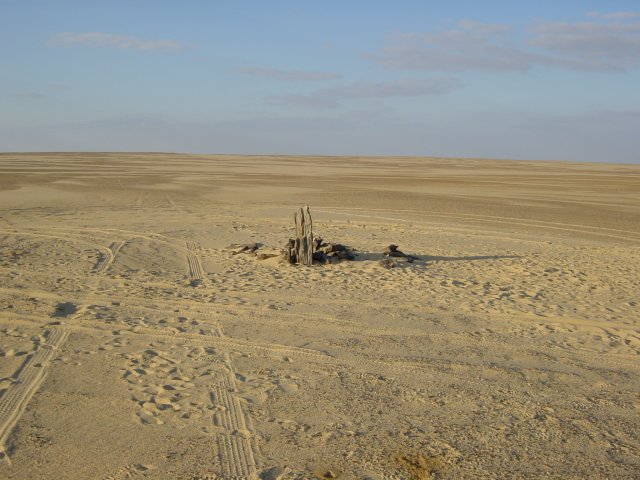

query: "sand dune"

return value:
[0, 153, 639, 479]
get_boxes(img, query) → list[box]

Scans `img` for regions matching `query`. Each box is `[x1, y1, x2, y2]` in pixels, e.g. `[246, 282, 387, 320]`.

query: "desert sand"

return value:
[0, 153, 638, 479]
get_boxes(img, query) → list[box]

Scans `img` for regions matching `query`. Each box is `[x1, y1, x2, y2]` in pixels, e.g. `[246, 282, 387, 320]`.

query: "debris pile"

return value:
[225, 208, 419, 269]
[225, 243, 282, 261]
[379, 244, 419, 269]
[227, 243, 263, 255]
[226, 238, 358, 265]
[311, 238, 357, 264]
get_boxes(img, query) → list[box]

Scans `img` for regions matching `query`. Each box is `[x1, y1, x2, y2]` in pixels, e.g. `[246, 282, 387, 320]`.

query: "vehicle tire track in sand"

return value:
[211, 338, 258, 478]
[54, 227, 207, 283]
[2, 288, 638, 370]
[0, 229, 114, 271]
[0, 328, 69, 461]
[93, 241, 125, 273]
[89, 323, 328, 362]
[186, 242, 205, 285]
[314, 208, 640, 244]
[134, 192, 146, 209]
[164, 193, 176, 209]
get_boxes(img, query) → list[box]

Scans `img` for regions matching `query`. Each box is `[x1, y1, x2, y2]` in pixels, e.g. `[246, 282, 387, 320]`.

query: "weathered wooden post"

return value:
[294, 206, 313, 266]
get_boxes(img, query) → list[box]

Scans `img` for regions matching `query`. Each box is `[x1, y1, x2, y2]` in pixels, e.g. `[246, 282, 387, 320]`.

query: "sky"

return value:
[1, 0, 640, 163]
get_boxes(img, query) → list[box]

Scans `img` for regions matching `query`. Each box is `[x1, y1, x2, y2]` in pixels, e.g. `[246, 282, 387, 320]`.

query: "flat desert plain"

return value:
[0, 153, 639, 480]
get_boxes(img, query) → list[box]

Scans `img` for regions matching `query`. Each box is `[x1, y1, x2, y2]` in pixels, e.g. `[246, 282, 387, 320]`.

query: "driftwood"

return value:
[285, 238, 295, 264]
[255, 247, 283, 260]
[227, 207, 362, 266]
[319, 243, 349, 254]
[227, 237, 417, 269]
[379, 244, 419, 268]
[384, 244, 418, 261]
[226, 243, 263, 255]
[294, 206, 313, 266]
[313, 240, 356, 263]
[226, 242, 285, 261]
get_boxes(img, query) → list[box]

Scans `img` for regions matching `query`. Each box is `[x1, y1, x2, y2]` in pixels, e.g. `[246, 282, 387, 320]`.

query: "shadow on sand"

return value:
[354, 252, 519, 263]
[423, 254, 520, 262]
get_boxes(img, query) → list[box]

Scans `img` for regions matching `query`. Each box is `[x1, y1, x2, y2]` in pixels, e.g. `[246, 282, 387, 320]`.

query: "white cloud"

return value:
[587, 12, 640, 21]
[47, 32, 185, 52]
[268, 77, 462, 108]
[236, 67, 341, 81]
[372, 21, 563, 72]
[529, 18, 640, 69]
[372, 15, 640, 72]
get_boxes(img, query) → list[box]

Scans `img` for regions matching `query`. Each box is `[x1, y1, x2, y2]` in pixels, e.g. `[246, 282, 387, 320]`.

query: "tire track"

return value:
[92, 324, 328, 362]
[0, 229, 114, 271]
[217, 433, 256, 479]
[164, 193, 176, 209]
[2, 286, 638, 368]
[57, 227, 207, 284]
[0, 328, 69, 462]
[4, 310, 639, 372]
[0, 286, 373, 334]
[211, 339, 258, 478]
[314, 207, 640, 244]
[186, 242, 205, 285]
[134, 192, 146, 208]
[93, 241, 125, 274]
[4, 226, 207, 282]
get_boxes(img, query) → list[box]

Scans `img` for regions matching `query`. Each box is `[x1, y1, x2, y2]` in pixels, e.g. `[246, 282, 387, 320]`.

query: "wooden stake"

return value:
[294, 206, 313, 266]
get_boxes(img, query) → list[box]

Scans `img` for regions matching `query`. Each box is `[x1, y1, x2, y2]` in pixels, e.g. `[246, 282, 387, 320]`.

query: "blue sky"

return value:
[1, 1, 639, 163]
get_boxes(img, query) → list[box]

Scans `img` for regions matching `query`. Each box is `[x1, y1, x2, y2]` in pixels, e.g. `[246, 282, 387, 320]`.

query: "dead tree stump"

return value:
[294, 206, 314, 266]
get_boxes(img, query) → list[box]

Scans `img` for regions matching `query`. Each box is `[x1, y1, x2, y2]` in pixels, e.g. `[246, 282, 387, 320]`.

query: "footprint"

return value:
[103, 463, 153, 480]
[274, 378, 299, 394]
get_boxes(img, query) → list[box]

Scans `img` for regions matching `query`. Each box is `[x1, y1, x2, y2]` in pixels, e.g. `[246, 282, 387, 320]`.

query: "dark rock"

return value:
[313, 251, 328, 263]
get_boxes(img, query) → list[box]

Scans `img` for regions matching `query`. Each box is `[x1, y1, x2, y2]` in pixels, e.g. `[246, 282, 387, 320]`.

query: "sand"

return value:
[0, 152, 638, 479]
